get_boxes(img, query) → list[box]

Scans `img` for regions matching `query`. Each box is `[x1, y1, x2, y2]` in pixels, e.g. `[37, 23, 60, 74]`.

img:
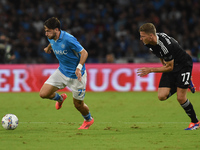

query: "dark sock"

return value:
[167, 87, 177, 99]
[181, 99, 198, 123]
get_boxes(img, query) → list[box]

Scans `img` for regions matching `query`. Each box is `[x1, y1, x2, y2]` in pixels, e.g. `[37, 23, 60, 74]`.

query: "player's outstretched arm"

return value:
[160, 58, 166, 66]
[44, 43, 52, 54]
[137, 59, 174, 77]
[76, 49, 88, 81]
[79, 49, 88, 65]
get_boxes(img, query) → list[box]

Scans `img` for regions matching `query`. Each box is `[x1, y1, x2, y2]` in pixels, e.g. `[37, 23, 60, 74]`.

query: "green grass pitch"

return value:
[0, 92, 200, 150]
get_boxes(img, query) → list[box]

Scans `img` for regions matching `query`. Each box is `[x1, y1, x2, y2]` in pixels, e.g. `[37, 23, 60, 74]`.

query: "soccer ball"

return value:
[2, 114, 19, 130]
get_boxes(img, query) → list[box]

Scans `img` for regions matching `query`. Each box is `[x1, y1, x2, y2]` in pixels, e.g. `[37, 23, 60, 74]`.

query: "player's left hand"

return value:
[75, 68, 82, 82]
[137, 67, 151, 77]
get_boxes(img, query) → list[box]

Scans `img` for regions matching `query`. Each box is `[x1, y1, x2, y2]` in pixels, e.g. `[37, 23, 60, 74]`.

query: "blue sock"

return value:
[83, 112, 92, 121]
[51, 93, 62, 101]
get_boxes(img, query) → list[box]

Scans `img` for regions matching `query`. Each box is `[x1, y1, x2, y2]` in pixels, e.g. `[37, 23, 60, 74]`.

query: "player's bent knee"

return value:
[39, 91, 48, 99]
[158, 95, 167, 101]
[177, 97, 187, 104]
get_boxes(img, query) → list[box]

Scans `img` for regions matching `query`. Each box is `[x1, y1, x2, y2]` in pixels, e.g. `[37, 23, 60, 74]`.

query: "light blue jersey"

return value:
[48, 30, 86, 79]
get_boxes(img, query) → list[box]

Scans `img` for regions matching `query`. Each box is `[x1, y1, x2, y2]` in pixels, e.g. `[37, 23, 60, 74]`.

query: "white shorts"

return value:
[45, 69, 87, 100]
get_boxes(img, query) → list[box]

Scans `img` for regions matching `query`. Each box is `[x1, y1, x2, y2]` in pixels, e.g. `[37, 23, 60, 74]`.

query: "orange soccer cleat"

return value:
[55, 93, 67, 110]
[78, 118, 94, 129]
[184, 121, 200, 130]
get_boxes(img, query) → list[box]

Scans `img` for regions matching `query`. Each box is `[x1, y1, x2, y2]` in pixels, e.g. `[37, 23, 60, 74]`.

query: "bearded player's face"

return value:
[44, 26, 57, 39]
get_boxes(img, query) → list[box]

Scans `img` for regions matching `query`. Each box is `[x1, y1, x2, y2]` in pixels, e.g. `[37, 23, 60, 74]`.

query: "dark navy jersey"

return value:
[145, 33, 192, 72]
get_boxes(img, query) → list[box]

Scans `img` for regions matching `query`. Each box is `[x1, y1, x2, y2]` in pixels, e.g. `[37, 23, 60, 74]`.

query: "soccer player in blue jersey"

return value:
[39, 17, 94, 129]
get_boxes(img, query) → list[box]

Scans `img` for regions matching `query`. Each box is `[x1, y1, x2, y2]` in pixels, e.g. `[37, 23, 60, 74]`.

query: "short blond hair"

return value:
[139, 23, 156, 35]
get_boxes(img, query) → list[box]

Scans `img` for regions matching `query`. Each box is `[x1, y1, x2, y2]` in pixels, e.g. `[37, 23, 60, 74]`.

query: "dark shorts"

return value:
[159, 66, 192, 89]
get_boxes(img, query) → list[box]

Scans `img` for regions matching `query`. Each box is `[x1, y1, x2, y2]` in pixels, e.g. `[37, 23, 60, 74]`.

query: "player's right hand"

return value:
[75, 68, 82, 82]
[137, 67, 151, 77]
[44, 47, 52, 54]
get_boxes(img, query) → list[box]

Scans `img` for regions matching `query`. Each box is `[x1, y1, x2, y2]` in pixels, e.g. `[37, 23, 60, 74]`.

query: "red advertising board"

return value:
[0, 63, 199, 92]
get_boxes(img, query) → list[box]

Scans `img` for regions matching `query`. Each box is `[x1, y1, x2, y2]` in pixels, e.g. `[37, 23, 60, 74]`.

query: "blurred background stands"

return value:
[0, 0, 200, 64]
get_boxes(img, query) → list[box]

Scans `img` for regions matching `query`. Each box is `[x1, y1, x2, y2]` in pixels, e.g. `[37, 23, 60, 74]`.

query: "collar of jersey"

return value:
[57, 30, 64, 41]
[156, 34, 159, 44]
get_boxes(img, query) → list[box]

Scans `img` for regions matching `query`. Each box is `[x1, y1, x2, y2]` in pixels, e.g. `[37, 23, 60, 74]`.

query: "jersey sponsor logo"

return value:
[54, 50, 68, 55]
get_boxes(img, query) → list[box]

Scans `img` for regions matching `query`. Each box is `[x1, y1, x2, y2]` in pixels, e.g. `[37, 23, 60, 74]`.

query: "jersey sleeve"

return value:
[67, 36, 84, 52]
[163, 50, 173, 61]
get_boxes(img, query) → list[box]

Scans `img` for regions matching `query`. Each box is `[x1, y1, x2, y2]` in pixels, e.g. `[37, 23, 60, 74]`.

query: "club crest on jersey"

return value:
[61, 44, 65, 48]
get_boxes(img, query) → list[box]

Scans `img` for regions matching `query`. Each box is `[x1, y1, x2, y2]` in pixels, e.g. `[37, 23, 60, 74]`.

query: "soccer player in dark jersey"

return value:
[137, 23, 199, 130]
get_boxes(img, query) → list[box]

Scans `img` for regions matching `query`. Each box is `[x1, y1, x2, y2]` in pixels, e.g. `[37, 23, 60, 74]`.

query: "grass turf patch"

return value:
[0, 92, 200, 150]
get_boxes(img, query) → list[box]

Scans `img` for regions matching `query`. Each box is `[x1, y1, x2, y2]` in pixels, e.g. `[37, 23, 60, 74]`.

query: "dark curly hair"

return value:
[44, 17, 60, 30]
